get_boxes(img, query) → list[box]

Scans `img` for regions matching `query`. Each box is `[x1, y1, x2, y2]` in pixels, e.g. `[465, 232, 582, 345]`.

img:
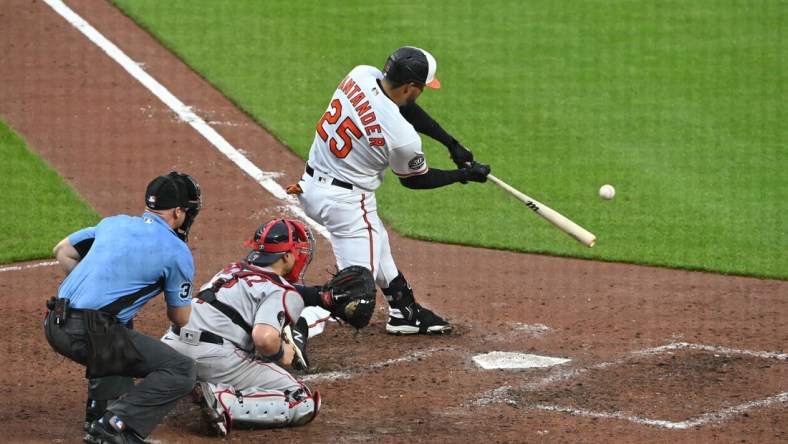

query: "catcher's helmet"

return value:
[245, 219, 315, 283]
[382, 46, 441, 89]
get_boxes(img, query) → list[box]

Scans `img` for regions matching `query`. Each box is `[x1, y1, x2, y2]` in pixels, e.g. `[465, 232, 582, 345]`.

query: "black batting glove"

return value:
[459, 161, 491, 184]
[448, 140, 474, 169]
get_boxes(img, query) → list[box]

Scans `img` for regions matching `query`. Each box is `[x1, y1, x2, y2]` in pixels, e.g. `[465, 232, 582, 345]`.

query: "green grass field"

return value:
[0, 120, 99, 263]
[3, 1, 785, 279]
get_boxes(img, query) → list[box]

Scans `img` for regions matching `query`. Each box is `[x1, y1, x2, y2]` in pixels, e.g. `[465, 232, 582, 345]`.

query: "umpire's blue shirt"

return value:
[58, 212, 194, 325]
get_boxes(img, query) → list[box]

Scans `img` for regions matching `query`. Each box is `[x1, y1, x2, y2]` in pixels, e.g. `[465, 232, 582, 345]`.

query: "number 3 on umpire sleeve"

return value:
[179, 282, 192, 301]
[316, 99, 362, 159]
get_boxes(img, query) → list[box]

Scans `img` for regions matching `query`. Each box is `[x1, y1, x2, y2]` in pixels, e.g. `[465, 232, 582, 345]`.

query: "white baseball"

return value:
[599, 184, 615, 200]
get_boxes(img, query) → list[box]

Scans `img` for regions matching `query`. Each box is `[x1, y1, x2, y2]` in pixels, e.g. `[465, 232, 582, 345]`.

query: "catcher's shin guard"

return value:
[195, 382, 229, 436]
[207, 383, 321, 429]
[285, 387, 322, 426]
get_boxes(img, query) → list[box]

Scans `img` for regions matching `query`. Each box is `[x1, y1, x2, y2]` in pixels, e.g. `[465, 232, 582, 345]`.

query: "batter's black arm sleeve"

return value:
[399, 168, 468, 190]
[399, 102, 454, 147]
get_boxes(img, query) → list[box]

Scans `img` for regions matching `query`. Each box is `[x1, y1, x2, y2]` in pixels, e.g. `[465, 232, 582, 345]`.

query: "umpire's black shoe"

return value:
[83, 412, 150, 444]
[386, 304, 452, 335]
[285, 317, 310, 370]
[83, 398, 107, 431]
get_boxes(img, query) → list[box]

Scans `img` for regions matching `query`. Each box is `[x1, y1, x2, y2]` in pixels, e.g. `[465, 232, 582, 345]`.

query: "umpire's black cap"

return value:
[383, 46, 441, 89]
[145, 173, 189, 210]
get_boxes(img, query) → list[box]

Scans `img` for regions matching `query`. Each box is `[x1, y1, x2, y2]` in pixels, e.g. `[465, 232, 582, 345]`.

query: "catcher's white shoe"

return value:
[194, 382, 228, 437]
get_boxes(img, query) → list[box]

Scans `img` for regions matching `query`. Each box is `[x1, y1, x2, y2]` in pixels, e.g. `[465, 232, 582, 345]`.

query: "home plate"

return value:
[472, 351, 571, 369]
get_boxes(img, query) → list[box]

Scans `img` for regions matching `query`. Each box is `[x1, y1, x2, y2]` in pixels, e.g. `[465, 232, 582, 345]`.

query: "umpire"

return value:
[44, 172, 202, 444]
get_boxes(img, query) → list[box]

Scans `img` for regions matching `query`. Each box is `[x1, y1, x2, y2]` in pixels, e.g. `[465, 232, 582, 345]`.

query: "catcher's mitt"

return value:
[320, 266, 376, 330]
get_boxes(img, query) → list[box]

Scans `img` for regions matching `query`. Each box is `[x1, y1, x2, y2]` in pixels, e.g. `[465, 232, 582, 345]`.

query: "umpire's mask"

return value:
[173, 172, 202, 243]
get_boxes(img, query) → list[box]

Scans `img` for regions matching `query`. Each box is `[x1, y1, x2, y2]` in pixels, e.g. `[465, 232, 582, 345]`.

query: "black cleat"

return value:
[386, 304, 452, 335]
[83, 413, 149, 444]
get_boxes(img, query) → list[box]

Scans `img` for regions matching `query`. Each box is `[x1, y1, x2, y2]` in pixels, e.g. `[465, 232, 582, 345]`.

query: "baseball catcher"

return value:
[163, 218, 322, 435]
[162, 219, 378, 435]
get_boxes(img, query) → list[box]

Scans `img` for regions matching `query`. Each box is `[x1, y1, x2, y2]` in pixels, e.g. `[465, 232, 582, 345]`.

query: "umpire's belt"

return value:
[305, 163, 353, 190]
[171, 324, 224, 345]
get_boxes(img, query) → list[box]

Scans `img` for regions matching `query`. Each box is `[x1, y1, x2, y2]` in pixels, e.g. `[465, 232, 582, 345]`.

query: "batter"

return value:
[290, 46, 491, 335]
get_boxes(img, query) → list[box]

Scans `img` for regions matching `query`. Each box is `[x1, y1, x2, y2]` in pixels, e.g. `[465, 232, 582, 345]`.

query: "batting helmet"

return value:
[244, 219, 315, 283]
[382, 46, 441, 89]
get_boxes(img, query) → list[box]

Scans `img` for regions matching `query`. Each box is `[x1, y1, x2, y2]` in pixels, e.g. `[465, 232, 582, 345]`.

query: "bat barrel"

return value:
[487, 174, 596, 248]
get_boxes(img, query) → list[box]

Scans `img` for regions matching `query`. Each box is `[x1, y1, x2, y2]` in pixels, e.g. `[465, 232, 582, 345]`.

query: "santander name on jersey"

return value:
[338, 72, 385, 147]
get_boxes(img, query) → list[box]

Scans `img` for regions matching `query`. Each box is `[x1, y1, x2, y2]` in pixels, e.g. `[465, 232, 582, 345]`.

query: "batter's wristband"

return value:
[263, 345, 285, 362]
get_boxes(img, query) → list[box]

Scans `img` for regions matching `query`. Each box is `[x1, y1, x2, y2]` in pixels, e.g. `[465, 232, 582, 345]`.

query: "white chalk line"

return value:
[647, 341, 788, 360]
[299, 347, 447, 383]
[530, 392, 788, 430]
[472, 342, 788, 429]
[0, 260, 58, 273]
[510, 342, 787, 393]
[42, 0, 329, 240]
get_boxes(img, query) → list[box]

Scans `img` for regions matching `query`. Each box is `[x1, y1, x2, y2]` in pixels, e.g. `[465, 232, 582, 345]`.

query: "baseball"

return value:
[599, 184, 615, 200]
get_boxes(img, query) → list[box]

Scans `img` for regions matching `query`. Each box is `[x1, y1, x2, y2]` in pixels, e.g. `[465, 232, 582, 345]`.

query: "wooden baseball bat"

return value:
[487, 173, 597, 247]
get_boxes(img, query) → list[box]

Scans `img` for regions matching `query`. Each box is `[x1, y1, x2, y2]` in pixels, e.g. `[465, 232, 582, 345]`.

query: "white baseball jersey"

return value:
[307, 65, 428, 191]
[182, 260, 304, 352]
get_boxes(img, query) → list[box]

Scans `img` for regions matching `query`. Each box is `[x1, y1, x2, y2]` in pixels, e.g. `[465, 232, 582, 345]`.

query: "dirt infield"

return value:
[1, 1, 785, 443]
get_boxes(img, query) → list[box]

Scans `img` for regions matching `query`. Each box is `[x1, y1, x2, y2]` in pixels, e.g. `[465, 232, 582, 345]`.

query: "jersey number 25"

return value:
[316, 99, 362, 158]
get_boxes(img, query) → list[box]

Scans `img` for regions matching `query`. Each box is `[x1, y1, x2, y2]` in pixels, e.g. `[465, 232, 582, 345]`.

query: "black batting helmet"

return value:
[382, 46, 441, 89]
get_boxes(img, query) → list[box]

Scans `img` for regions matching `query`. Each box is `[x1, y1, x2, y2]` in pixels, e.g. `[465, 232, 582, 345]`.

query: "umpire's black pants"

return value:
[44, 310, 196, 438]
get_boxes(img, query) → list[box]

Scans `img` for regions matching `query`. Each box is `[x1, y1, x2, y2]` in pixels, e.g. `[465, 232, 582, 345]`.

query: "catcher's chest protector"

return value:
[204, 261, 305, 329]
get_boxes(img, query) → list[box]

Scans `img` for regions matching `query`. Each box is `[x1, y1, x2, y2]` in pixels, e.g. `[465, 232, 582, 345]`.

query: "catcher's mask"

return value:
[244, 219, 315, 283]
[145, 171, 202, 243]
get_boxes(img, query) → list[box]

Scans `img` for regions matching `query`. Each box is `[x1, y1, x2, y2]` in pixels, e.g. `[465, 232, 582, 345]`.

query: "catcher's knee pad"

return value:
[229, 396, 290, 427]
